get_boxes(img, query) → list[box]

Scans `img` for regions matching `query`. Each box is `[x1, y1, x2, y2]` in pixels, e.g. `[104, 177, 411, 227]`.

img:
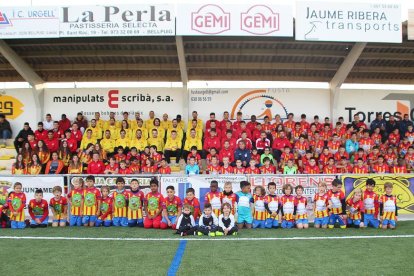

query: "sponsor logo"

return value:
[230, 89, 288, 120]
[191, 4, 230, 34]
[0, 11, 11, 26]
[241, 5, 279, 35]
[0, 95, 24, 119]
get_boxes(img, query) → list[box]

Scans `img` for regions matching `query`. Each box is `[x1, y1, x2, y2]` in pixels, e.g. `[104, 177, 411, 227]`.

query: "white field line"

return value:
[0, 235, 413, 241]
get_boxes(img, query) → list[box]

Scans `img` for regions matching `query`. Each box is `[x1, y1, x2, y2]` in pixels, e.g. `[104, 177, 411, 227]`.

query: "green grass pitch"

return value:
[0, 221, 413, 276]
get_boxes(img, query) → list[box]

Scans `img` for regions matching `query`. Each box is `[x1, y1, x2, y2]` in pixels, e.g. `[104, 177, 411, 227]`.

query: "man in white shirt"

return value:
[43, 114, 53, 130]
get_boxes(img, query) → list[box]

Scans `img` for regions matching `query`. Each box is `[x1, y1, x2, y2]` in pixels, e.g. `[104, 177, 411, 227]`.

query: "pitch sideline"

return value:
[0, 235, 413, 241]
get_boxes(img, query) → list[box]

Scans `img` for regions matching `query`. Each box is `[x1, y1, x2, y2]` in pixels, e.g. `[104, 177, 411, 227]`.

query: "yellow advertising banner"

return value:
[342, 174, 414, 214]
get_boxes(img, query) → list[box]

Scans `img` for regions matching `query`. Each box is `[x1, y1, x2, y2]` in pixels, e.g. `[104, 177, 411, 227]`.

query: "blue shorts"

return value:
[382, 219, 396, 227]
[296, 219, 309, 225]
[329, 214, 346, 226]
[30, 215, 48, 226]
[53, 219, 66, 224]
[69, 215, 82, 227]
[314, 217, 329, 226]
[364, 214, 379, 228]
[11, 221, 26, 229]
[281, 220, 295, 229]
[128, 218, 144, 227]
[265, 218, 279, 229]
[252, 219, 266, 229]
[237, 213, 253, 224]
[161, 215, 177, 225]
[347, 219, 361, 226]
[82, 215, 97, 225]
[112, 217, 128, 227]
[95, 219, 112, 227]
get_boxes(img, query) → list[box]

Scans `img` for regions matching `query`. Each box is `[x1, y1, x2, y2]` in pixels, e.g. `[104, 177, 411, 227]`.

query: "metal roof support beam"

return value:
[329, 42, 366, 121]
[175, 36, 188, 85]
[0, 40, 45, 122]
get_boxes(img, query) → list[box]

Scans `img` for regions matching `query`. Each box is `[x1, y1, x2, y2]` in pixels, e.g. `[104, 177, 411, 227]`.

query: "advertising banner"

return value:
[59, 5, 175, 37]
[0, 89, 38, 134]
[0, 176, 64, 221]
[176, 3, 293, 36]
[295, 1, 402, 43]
[336, 89, 414, 124]
[44, 88, 185, 121]
[160, 175, 247, 208]
[249, 174, 337, 198]
[0, 6, 60, 38]
[189, 88, 330, 122]
[409, 9, 414, 40]
[342, 174, 414, 214]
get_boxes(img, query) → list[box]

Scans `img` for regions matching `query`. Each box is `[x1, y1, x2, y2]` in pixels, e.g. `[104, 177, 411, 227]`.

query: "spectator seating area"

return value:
[4, 110, 414, 175]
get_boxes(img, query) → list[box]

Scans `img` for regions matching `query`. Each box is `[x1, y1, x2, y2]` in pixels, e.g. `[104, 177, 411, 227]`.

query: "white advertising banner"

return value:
[44, 88, 185, 121]
[1, 89, 38, 134]
[59, 5, 175, 37]
[336, 89, 414, 124]
[0, 176, 65, 222]
[409, 9, 414, 40]
[176, 3, 293, 36]
[0, 6, 60, 38]
[189, 88, 330, 123]
[160, 175, 247, 207]
[295, 1, 402, 43]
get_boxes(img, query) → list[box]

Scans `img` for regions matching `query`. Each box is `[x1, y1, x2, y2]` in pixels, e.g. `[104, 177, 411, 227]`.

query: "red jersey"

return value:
[29, 139, 38, 150]
[334, 151, 349, 162]
[388, 133, 400, 146]
[99, 196, 113, 221]
[310, 139, 324, 154]
[151, 152, 162, 163]
[221, 137, 237, 151]
[245, 167, 260, 174]
[281, 152, 294, 164]
[28, 199, 49, 221]
[260, 165, 276, 174]
[205, 191, 222, 216]
[45, 138, 59, 152]
[8, 192, 26, 221]
[379, 194, 397, 220]
[187, 153, 202, 163]
[105, 163, 119, 173]
[305, 165, 319, 174]
[372, 163, 389, 173]
[87, 160, 105, 174]
[114, 153, 126, 163]
[203, 136, 221, 151]
[118, 167, 132, 174]
[183, 197, 201, 220]
[327, 140, 341, 153]
[207, 164, 221, 175]
[283, 120, 295, 132]
[49, 196, 68, 220]
[219, 148, 234, 163]
[337, 163, 353, 173]
[251, 153, 261, 164]
[353, 165, 368, 174]
[222, 192, 237, 214]
[163, 196, 182, 216]
[272, 137, 291, 151]
[233, 167, 246, 174]
[346, 198, 364, 220]
[219, 165, 234, 174]
[255, 138, 271, 150]
[142, 165, 158, 173]
[318, 153, 333, 166]
[363, 190, 379, 216]
[35, 130, 48, 141]
[323, 165, 337, 174]
[66, 137, 78, 153]
[327, 190, 345, 215]
[71, 130, 83, 142]
[392, 166, 407, 173]
[144, 192, 164, 217]
[158, 166, 171, 174]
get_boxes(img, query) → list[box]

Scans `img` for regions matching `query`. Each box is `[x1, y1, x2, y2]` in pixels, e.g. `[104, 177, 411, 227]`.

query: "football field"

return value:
[1, 221, 413, 276]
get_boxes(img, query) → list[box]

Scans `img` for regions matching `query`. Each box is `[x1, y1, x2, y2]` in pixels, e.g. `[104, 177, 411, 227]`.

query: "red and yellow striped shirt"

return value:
[8, 192, 26, 221]
[145, 192, 164, 217]
[253, 195, 267, 220]
[127, 190, 144, 220]
[83, 187, 101, 216]
[112, 189, 129, 218]
[313, 193, 329, 218]
[280, 195, 295, 221]
[295, 196, 308, 219]
[67, 188, 83, 216]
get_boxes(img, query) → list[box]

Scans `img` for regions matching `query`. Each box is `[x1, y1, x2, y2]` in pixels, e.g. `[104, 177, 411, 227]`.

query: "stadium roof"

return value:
[0, 22, 413, 84]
